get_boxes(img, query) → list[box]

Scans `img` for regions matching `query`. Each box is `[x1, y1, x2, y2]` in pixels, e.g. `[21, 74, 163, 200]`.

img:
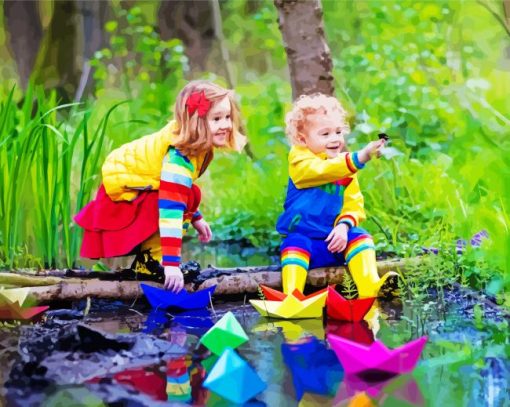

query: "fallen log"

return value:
[1, 257, 419, 302]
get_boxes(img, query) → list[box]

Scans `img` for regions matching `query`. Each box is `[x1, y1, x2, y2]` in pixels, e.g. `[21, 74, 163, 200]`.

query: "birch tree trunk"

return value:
[274, 0, 334, 99]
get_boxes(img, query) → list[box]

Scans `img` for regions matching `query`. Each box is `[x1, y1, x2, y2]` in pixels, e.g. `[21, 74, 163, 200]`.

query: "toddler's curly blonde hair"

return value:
[285, 93, 351, 145]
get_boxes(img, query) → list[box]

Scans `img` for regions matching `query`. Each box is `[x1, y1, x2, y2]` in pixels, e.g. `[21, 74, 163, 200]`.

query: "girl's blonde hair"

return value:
[173, 80, 246, 157]
[285, 93, 351, 145]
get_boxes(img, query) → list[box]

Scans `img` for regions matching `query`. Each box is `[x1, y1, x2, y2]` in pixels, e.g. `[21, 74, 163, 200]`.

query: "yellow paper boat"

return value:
[251, 318, 325, 341]
[0, 287, 30, 307]
[250, 290, 327, 319]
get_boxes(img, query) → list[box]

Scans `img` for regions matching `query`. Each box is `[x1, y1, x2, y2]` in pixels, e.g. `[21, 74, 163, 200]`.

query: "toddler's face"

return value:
[301, 111, 346, 158]
[207, 96, 232, 148]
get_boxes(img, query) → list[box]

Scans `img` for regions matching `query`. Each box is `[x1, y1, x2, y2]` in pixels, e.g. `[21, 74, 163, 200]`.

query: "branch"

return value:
[477, 0, 510, 39]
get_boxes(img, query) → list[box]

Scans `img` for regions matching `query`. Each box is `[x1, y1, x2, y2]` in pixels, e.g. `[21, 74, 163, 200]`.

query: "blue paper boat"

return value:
[281, 336, 344, 400]
[141, 284, 216, 310]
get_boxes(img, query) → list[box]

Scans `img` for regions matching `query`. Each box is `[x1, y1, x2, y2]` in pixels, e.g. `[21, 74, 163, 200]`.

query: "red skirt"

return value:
[75, 184, 201, 259]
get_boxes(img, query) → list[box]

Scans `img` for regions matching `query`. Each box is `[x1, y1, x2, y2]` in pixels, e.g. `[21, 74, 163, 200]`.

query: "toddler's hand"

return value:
[325, 223, 349, 253]
[358, 139, 386, 163]
[164, 266, 184, 292]
[192, 218, 212, 243]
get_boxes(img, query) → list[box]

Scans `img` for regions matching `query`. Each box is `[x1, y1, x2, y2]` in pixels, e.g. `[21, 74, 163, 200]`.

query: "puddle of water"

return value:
[1, 288, 509, 406]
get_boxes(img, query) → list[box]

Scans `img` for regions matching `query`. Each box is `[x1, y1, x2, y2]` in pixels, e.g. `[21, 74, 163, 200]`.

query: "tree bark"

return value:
[502, 0, 510, 27]
[158, 0, 215, 72]
[31, 0, 81, 101]
[1, 257, 417, 302]
[74, 0, 110, 101]
[3, 0, 43, 88]
[274, 0, 334, 99]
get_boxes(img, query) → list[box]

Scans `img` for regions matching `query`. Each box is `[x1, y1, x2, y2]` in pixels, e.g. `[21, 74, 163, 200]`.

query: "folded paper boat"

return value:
[326, 286, 375, 322]
[141, 284, 216, 310]
[328, 334, 428, 376]
[250, 285, 327, 319]
[250, 288, 327, 319]
[0, 300, 48, 320]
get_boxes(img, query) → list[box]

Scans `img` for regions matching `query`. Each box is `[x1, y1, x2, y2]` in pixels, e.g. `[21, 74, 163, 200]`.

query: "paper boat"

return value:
[326, 320, 374, 345]
[328, 334, 427, 376]
[250, 289, 327, 319]
[259, 285, 327, 301]
[0, 300, 49, 321]
[141, 283, 216, 310]
[326, 286, 375, 322]
[203, 348, 266, 404]
[281, 336, 343, 400]
[0, 287, 30, 306]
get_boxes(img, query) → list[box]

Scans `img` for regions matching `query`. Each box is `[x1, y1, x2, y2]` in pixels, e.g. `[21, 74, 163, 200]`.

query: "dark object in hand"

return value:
[378, 133, 390, 141]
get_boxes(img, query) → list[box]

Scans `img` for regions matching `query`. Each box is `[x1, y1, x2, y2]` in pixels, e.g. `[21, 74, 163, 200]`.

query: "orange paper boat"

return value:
[259, 285, 327, 301]
[326, 286, 376, 322]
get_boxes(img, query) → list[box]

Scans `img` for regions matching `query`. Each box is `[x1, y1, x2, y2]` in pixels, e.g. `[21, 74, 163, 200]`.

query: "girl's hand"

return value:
[192, 218, 212, 243]
[163, 266, 184, 292]
[325, 223, 349, 253]
[358, 139, 386, 163]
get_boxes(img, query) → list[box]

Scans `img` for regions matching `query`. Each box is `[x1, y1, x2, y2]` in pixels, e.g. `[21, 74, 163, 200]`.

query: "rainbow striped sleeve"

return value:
[159, 148, 194, 267]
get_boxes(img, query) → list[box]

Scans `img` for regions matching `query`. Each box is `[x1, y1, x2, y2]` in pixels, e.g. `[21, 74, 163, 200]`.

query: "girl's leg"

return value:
[280, 234, 312, 294]
[344, 228, 398, 297]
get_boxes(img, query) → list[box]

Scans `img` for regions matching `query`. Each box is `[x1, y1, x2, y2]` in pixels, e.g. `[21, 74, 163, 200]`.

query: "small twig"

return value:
[208, 291, 217, 318]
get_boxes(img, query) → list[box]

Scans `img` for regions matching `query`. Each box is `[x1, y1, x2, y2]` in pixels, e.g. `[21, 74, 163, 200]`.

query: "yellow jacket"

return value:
[102, 121, 206, 201]
[276, 146, 366, 237]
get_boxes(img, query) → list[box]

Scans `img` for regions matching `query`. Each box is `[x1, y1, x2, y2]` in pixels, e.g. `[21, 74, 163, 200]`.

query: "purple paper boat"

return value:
[141, 284, 216, 310]
[328, 334, 427, 376]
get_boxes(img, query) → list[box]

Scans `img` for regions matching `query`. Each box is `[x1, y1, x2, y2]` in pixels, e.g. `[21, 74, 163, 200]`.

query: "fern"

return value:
[342, 271, 358, 299]
[257, 285, 266, 300]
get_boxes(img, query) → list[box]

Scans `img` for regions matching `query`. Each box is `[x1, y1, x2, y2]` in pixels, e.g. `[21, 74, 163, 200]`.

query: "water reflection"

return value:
[281, 336, 343, 400]
[3, 286, 510, 406]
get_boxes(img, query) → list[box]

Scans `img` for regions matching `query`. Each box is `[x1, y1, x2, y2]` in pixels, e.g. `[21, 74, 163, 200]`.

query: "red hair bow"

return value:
[185, 91, 211, 118]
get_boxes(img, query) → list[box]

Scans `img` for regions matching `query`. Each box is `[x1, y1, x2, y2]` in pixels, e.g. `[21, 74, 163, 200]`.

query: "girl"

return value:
[75, 81, 245, 292]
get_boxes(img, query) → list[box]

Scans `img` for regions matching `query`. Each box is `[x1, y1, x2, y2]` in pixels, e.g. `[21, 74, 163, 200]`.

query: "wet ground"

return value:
[0, 285, 509, 407]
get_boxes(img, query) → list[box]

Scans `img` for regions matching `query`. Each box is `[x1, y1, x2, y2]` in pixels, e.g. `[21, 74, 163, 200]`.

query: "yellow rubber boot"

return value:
[347, 248, 398, 298]
[140, 232, 163, 263]
[282, 264, 308, 295]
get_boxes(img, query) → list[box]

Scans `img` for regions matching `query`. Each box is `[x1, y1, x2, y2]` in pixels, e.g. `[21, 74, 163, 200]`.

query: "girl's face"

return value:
[300, 111, 346, 158]
[207, 96, 232, 148]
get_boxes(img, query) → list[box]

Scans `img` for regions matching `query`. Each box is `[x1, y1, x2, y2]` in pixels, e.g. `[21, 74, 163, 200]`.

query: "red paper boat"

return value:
[326, 286, 375, 322]
[0, 301, 49, 321]
[259, 285, 327, 301]
[328, 334, 427, 376]
[326, 320, 374, 345]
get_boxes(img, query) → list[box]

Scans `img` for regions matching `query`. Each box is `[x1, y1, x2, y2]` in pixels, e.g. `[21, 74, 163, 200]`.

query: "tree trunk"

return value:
[74, 0, 110, 101]
[274, 0, 334, 99]
[503, 0, 510, 26]
[1, 257, 417, 302]
[31, 0, 81, 101]
[158, 0, 215, 72]
[3, 0, 43, 88]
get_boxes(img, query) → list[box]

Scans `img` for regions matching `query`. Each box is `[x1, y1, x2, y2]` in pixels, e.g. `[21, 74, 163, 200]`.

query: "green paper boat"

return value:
[200, 311, 249, 355]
